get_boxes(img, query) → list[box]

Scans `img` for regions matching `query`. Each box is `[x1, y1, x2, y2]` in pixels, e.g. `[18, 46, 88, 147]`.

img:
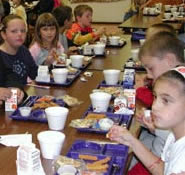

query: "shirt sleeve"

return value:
[66, 23, 95, 46]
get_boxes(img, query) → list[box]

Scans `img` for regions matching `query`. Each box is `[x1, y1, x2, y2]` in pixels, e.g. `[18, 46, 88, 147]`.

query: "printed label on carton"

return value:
[5, 89, 17, 111]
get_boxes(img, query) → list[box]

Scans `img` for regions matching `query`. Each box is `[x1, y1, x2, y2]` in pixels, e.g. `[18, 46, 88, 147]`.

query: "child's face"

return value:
[40, 26, 56, 44]
[2, 19, 26, 49]
[141, 55, 171, 81]
[152, 79, 185, 130]
[77, 10, 92, 27]
[65, 16, 73, 29]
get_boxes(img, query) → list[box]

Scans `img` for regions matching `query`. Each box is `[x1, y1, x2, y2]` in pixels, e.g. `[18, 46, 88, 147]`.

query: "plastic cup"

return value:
[37, 131, 65, 159]
[109, 36, 120, 45]
[52, 68, 68, 84]
[103, 69, 121, 85]
[70, 55, 84, 68]
[131, 48, 139, 61]
[90, 92, 111, 112]
[57, 165, 77, 175]
[164, 13, 171, 19]
[45, 106, 69, 130]
[93, 44, 105, 55]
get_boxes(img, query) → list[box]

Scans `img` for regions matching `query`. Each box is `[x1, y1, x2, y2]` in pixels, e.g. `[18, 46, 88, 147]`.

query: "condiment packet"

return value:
[16, 143, 45, 175]
[0, 134, 32, 147]
[57, 95, 83, 107]
[80, 76, 88, 82]
[84, 72, 93, 77]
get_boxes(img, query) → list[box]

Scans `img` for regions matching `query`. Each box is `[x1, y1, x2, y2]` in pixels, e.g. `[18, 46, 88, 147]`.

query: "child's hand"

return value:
[170, 173, 185, 175]
[95, 27, 106, 36]
[135, 107, 146, 124]
[15, 88, 24, 104]
[45, 48, 57, 65]
[0, 88, 12, 103]
[143, 114, 155, 133]
[67, 46, 78, 55]
[107, 125, 134, 147]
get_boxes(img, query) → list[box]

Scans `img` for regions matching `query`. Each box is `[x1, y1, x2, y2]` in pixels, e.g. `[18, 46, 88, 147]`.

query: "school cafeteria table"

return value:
[0, 39, 144, 174]
[119, 12, 183, 31]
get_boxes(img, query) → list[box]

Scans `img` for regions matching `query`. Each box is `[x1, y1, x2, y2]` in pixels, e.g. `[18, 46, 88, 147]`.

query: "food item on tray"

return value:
[79, 154, 98, 161]
[36, 96, 54, 102]
[32, 101, 59, 110]
[88, 157, 110, 166]
[93, 87, 124, 97]
[53, 51, 66, 65]
[69, 119, 96, 128]
[68, 66, 78, 74]
[86, 113, 106, 120]
[86, 164, 108, 172]
[59, 95, 83, 107]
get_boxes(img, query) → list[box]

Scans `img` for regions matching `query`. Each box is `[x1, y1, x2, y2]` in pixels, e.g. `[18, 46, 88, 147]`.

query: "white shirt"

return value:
[161, 133, 185, 175]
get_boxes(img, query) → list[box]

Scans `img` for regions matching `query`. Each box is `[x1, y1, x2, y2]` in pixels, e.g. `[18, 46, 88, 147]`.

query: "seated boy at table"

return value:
[66, 4, 105, 46]
[52, 5, 78, 54]
[130, 32, 185, 172]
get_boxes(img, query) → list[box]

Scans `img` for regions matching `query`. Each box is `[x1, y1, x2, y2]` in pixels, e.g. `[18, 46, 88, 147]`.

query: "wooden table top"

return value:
[0, 37, 143, 175]
[119, 12, 183, 31]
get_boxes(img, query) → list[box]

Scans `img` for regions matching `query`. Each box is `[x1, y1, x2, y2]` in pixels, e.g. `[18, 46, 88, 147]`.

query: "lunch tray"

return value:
[106, 40, 127, 48]
[77, 111, 132, 134]
[35, 70, 81, 87]
[67, 139, 129, 175]
[124, 58, 146, 72]
[9, 96, 65, 123]
[70, 61, 92, 70]
[100, 80, 134, 89]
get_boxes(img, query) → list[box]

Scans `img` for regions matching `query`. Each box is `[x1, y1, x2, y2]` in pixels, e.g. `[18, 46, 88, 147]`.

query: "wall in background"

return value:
[63, 0, 130, 23]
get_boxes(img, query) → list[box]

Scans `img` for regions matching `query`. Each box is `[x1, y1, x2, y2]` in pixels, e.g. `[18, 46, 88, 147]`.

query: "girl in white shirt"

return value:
[108, 66, 185, 175]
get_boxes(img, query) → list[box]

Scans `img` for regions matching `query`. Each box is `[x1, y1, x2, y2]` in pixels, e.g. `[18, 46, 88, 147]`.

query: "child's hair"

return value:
[139, 31, 185, 63]
[74, 4, 93, 21]
[0, 14, 25, 44]
[155, 67, 185, 94]
[0, 0, 4, 17]
[146, 23, 176, 39]
[33, 13, 59, 48]
[52, 5, 72, 27]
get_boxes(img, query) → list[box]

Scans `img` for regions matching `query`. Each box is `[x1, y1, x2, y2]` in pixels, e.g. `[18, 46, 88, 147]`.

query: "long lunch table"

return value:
[119, 12, 183, 31]
[0, 37, 143, 175]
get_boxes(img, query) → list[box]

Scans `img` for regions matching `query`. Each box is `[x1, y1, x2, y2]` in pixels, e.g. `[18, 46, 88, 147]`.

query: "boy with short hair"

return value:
[66, 4, 105, 46]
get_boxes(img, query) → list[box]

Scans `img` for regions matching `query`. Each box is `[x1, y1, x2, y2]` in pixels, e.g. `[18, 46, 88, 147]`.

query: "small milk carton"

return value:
[5, 89, 17, 111]
[16, 143, 45, 175]
[123, 89, 136, 110]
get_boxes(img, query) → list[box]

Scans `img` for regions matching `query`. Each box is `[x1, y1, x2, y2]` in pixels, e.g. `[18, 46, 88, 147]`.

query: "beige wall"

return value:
[63, 0, 130, 23]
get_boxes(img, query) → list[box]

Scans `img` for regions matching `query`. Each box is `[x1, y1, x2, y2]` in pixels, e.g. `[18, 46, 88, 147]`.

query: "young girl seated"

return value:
[108, 65, 185, 175]
[29, 13, 65, 66]
[0, 14, 38, 102]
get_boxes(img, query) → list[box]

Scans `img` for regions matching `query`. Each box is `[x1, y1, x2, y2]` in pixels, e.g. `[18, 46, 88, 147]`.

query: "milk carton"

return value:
[5, 89, 17, 111]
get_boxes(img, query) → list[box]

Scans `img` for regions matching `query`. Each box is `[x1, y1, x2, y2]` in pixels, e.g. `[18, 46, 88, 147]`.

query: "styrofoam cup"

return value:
[52, 68, 68, 84]
[93, 44, 105, 55]
[109, 36, 120, 45]
[90, 92, 111, 112]
[139, 39, 146, 46]
[131, 48, 139, 61]
[164, 13, 171, 19]
[70, 55, 84, 68]
[45, 106, 69, 130]
[103, 69, 121, 85]
[37, 131, 65, 159]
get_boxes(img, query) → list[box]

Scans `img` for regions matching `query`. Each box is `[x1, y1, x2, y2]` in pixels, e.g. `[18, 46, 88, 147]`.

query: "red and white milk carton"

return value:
[5, 89, 17, 111]
[123, 89, 136, 110]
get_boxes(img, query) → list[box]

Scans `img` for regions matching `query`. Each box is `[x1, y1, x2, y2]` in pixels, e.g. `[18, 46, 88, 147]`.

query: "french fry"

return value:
[79, 154, 98, 161]
[86, 163, 108, 171]
[88, 157, 110, 166]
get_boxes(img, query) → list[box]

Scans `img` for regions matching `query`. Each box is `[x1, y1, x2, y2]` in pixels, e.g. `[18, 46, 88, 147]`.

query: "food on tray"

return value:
[86, 113, 106, 120]
[106, 132, 111, 139]
[53, 51, 66, 65]
[68, 67, 78, 74]
[32, 101, 59, 110]
[36, 96, 54, 102]
[79, 154, 98, 161]
[59, 95, 83, 107]
[69, 119, 96, 128]
[86, 164, 108, 172]
[93, 87, 124, 97]
[88, 157, 110, 166]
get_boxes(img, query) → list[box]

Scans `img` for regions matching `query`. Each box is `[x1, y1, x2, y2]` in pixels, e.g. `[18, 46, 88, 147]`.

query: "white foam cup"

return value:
[164, 13, 171, 19]
[37, 130, 65, 159]
[131, 48, 139, 61]
[45, 106, 69, 130]
[109, 36, 120, 45]
[103, 69, 121, 85]
[90, 92, 111, 112]
[139, 39, 146, 46]
[93, 44, 105, 55]
[52, 68, 68, 84]
[165, 5, 171, 11]
[70, 55, 84, 68]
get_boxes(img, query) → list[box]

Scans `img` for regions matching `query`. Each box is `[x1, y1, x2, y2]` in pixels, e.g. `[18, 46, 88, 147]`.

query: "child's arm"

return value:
[108, 125, 164, 175]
